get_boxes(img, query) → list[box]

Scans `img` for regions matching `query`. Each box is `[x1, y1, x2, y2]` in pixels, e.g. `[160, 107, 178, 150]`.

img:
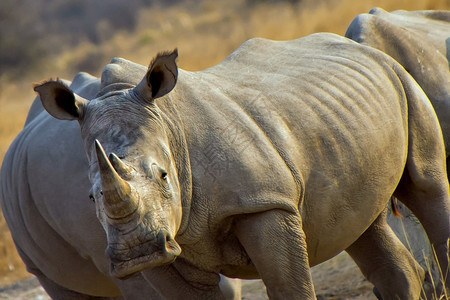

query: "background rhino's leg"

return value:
[218, 275, 242, 300]
[386, 199, 441, 285]
[234, 209, 316, 299]
[392, 66, 450, 293]
[346, 208, 427, 299]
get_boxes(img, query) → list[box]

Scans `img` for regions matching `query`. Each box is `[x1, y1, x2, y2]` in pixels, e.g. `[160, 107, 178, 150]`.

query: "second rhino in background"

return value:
[0, 59, 241, 299]
[346, 7, 450, 287]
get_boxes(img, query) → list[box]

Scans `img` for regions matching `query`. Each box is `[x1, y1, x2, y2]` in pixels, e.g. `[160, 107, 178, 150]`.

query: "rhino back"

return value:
[386, 8, 450, 57]
[347, 8, 450, 59]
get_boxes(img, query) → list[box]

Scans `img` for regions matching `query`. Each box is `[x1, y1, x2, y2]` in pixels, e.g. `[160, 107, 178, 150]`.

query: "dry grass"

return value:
[429, 240, 449, 299]
[398, 217, 449, 299]
[0, 0, 449, 289]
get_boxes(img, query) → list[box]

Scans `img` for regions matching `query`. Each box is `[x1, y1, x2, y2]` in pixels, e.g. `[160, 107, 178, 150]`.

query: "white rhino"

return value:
[346, 8, 450, 156]
[34, 33, 450, 299]
[346, 7, 450, 287]
[0, 62, 240, 299]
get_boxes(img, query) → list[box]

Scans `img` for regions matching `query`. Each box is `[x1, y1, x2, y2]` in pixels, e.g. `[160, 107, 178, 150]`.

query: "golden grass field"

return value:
[0, 0, 449, 290]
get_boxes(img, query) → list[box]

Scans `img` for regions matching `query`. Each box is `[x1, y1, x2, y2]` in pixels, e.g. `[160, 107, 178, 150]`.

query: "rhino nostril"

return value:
[156, 231, 173, 251]
[165, 234, 172, 242]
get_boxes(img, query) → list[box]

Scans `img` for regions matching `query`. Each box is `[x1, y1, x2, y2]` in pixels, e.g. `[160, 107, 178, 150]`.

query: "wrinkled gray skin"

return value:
[35, 33, 450, 299]
[346, 8, 450, 292]
[0, 61, 241, 299]
[346, 8, 450, 159]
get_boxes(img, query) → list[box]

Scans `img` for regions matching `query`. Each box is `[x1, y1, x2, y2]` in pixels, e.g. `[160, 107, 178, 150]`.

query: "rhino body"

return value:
[346, 7, 450, 283]
[35, 33, 450, 299]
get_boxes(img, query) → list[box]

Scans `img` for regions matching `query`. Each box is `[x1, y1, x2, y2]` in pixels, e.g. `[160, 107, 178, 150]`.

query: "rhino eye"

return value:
[161, 171, 168, 181]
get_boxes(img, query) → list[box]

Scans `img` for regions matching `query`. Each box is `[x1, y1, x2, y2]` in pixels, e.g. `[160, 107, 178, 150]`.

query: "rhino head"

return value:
[34, 50, 183, 278]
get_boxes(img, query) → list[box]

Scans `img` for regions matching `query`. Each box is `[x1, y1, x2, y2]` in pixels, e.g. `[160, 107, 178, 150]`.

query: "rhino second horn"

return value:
[109, 153, 133, 180]
[95, 140, 139, 221]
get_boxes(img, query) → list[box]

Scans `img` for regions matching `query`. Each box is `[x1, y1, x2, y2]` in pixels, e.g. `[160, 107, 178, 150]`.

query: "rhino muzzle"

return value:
[107, 229, 181, 278]
[95, 139, 182, 278]
[95, 139, 139, 222]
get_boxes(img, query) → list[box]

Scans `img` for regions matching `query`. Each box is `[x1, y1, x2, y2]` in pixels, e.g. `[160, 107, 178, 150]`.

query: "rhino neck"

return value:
[157, 92, 193, 236]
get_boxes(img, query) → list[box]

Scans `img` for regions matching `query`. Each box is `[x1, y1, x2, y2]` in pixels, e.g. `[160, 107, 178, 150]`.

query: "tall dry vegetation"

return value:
[0, 0, 449, 286]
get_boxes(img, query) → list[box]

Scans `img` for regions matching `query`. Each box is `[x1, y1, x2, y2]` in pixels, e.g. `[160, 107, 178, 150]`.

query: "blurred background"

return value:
[0, 0, 449, 290]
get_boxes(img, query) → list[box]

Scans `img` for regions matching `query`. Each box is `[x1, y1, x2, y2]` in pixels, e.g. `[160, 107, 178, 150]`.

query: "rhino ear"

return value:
[134, 49, 178, 101]
[34, 80, 88, 120]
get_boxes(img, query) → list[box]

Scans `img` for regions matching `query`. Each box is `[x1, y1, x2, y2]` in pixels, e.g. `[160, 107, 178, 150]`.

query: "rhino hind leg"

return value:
[393, 65, 450, 294]
[394, 170, 450, 295]
[346, 208, 426, 299]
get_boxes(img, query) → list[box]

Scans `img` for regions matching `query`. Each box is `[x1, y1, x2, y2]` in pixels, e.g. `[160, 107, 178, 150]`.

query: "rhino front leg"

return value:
[141, 261, 226, 299]
[346, 208, 427, 300]
[235, 209, 316, 299]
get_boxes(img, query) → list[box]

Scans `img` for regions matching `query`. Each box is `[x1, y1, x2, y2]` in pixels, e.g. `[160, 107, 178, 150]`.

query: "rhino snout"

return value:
[106, 229, 181, 278]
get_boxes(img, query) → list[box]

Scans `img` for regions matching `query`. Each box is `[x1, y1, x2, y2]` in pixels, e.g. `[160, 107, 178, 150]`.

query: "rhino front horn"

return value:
[95, 140, 139, 222]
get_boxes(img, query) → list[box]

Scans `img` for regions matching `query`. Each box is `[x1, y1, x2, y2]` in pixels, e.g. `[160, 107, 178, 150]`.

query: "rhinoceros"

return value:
[346, 8, 450, 159]
[34, 33, 450, 299]
[0, 61, 241, 299]
[346, 7, 450, 287]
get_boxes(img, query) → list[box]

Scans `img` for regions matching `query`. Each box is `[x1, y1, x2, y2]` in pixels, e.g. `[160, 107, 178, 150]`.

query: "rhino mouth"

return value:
[110, 248, 180, 278]
[108, 234, 182, 278]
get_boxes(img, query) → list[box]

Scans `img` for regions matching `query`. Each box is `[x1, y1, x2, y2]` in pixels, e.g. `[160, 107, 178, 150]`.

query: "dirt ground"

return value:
[240, 252, 375, 299]
[0, 252, 374, 299]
